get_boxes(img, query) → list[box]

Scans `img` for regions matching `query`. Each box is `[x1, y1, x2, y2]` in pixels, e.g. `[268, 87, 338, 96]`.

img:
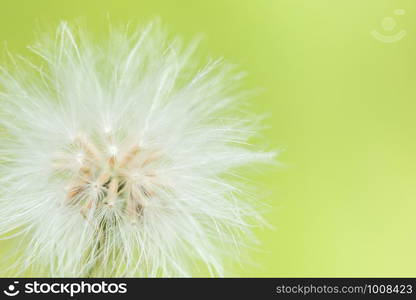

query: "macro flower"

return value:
[0, 21, 274, 277]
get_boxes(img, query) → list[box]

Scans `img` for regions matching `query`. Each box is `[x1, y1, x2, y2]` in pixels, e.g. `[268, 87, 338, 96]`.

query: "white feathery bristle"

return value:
[0, 21, 275, 277]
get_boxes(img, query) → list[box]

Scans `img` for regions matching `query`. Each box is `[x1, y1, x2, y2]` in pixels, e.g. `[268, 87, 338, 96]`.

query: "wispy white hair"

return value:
[0, 21, 274, 277]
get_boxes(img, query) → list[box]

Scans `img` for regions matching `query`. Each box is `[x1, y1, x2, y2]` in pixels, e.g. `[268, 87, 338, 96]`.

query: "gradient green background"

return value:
[1, 0, 416, 277]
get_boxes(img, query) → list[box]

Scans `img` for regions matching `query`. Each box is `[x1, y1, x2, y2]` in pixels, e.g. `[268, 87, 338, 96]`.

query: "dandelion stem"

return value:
[85, 220, 107, 278]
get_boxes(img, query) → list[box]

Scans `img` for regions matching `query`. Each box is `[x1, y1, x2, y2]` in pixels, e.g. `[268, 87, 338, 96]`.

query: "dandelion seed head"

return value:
[0, 20, 275, 277]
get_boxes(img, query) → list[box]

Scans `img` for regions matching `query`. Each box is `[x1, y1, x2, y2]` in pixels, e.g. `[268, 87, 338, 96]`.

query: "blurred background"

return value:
[1, 0, 416, 276]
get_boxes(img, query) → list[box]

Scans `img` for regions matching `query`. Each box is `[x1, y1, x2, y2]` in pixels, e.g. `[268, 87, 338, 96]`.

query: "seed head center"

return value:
[53, 132, 162, 222]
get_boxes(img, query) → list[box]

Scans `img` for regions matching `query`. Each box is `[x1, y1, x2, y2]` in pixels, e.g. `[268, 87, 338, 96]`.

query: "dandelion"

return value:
[0, 21, 274, 277]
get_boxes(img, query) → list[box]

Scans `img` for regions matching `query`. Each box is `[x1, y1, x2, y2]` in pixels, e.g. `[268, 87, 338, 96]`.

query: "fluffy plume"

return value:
[0, 21, 274, 277]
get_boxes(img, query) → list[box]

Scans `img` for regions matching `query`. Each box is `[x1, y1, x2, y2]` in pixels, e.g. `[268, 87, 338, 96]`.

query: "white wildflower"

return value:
[0, 21, 274, 277]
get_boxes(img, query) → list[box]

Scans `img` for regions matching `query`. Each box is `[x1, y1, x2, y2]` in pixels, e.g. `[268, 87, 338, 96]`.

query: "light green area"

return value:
[1, 0, 416, 276]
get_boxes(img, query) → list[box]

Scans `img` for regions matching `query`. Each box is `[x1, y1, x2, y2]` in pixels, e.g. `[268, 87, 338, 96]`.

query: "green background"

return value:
[1, 0, 416, 276]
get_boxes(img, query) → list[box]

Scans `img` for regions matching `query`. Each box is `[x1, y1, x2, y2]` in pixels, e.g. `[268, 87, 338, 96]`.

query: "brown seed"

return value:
[119, 145, 140, 168]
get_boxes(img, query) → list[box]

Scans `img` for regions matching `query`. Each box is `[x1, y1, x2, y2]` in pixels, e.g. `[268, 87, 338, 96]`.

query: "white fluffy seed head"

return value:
[0, 21, 275, 277]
